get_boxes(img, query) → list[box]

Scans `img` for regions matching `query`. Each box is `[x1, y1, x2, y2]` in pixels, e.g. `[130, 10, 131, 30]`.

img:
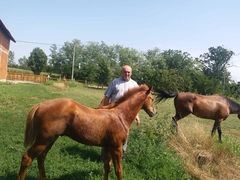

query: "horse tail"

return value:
[155, 89, 178, 103]
[24, 103, 40, 148]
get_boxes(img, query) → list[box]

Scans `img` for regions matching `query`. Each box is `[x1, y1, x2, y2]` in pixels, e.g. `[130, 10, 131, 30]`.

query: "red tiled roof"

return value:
[0, 19, 16, 43]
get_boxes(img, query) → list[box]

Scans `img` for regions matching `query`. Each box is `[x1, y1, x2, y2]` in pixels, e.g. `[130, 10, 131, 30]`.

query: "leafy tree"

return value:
[139, 48, 165, 87]
[48, 44, 60, 73]
[99, 42, 118, 76]
[48, 40, 83, 79]
[116, 45, 140, 67]
[160, 50, 194, 91]
[8, 51, 17, 67]
[77, 41, 101, 82]
[49, 44, 68, 76]
[144, 48, 166, 69]
[64, 40, 83, 79]
[157, 69, 182, 91]
[199, 46, 235, 80]
[17, 39, 240, 98]
[162, 50, 193, 70]
[95, 55, 113, 87]
[18, 56, 29, 69]
[191, 71, 221, 94]
[229, 82, 240, 99]
[198, 46, 235, 94]
[27, 47, 47, 75]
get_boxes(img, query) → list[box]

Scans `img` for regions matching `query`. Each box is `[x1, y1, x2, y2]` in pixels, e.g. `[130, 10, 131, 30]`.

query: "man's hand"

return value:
[135, 114, 140, 125]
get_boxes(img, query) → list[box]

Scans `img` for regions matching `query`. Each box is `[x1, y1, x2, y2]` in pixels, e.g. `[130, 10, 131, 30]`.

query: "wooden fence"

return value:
[7, 72, 47, 83]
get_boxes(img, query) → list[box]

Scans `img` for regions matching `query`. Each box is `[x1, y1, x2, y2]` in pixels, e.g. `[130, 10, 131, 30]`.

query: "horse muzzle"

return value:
[147, 110, 156, 117]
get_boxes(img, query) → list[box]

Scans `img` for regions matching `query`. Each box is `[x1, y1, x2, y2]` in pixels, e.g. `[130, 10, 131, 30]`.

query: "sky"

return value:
[1, 0, 240, 81]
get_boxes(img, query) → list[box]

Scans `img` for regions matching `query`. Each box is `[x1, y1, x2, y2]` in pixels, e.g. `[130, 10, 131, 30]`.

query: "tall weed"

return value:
[169, 119, 240, 180]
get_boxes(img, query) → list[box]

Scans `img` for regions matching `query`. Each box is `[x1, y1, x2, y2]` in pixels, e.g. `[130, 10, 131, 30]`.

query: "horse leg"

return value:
[172, 111, 182, 133]
[18, 144, 48, 180]
[172, 116, 178, 133]
[100, 147, 105, 162]
[217, 125, 222, 143]
[172, 110, 190, 134]
[211, 120, 221, 142]
[103, 147, 112, 180]
[122, 138, 128, 159]
[109, 146, 123, 180]
[18, 151, 33, 180]
[37, 142, 55, 179]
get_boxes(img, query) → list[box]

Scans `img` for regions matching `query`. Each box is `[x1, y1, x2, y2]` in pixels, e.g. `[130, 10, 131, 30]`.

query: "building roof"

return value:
[0, 19, 16, 43]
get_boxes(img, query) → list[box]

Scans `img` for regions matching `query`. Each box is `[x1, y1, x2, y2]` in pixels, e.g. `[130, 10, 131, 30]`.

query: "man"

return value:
[101, 65, 140, 161]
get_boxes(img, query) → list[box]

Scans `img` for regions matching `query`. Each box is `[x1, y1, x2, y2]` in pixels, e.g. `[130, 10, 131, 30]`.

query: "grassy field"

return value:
[1, 81, 240, 179]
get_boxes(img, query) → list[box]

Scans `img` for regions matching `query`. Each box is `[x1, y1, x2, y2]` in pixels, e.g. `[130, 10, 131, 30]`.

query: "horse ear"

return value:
[146, 85, 153, 94]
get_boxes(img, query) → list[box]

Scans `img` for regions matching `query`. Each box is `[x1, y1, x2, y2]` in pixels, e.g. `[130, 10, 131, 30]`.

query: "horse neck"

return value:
[230, 106, 240, 114]
[117, 93, 145, 125]
[228, 98, 240, 114]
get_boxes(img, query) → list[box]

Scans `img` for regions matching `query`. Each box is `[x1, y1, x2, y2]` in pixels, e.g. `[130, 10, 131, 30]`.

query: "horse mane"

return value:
[224, 96, 240, 113]
[107, 84, 148, 108]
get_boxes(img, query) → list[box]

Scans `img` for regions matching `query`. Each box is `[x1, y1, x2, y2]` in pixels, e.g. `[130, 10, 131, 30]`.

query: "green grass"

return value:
[2, 81, 240, 179]
[0, 82, 189, 180]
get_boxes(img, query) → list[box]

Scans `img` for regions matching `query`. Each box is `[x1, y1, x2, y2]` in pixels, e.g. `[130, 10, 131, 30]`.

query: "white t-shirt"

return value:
[104, 77, 138, 103]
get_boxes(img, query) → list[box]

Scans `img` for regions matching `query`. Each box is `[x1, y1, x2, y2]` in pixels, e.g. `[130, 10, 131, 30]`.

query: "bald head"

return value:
[121, 65, 132, 81]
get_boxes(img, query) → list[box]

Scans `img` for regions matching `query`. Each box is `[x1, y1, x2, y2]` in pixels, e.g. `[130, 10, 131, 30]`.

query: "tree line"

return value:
[8, 39, 240, 98]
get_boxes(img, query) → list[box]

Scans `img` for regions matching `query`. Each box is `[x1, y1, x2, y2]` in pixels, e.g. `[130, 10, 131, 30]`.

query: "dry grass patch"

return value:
[169, 119, 240, 180]
[53, 82, 68, 89]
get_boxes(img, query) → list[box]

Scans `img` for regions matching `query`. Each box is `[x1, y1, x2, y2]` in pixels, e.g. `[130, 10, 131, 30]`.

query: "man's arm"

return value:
[103, 96, 110, 106]
[98, 96, 110, 108]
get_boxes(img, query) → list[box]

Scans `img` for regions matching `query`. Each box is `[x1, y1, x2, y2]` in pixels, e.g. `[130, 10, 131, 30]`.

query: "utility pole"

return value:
[71, 43, 76, 81]
[222, 69, 226, 95]
[222, 63, 236, 95]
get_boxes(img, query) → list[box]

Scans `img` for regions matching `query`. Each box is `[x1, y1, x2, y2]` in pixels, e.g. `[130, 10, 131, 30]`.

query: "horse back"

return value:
[176, 92, 230, 119]
[174, 92, 195, 113]
[33, 98, 128, 146]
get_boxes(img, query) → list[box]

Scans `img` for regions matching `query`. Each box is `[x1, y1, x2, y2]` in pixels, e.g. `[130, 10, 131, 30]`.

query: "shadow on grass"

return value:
[3, 146, 103, 180]
[61, 145, 101, 162]
[54, 169, 103, 180]
[3, 170, 103, 180]
[2, 173, 38, 180]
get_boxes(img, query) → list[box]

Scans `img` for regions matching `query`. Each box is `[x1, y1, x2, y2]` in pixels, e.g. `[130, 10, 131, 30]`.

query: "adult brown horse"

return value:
[155, 89, 240, 142]
[18, 84, 155, 180]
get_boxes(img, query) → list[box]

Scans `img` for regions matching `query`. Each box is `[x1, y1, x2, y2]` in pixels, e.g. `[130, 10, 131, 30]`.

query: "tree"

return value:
[116, 45, 140, 67]
[191, 71, 221, 94]
[8, 51, 17, 67]
[18, 56, 29, 69]
[144, 48, 166, 69]
[162, 49, 194, 71]
[95, 55, 113, 87]
[48, 44, 68, 76]
[198, 46, 235, 94]
[229, 82, 240, 99]
[99, 42, 118, 76]
[161, 49, 195, 91]
[28, 47, 47, 75]
[76, 41, 101, 82]
[199, 46, 235, 80]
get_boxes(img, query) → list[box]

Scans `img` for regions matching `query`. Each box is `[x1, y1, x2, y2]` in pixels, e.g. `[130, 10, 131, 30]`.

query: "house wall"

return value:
[0, 30, 10, 81]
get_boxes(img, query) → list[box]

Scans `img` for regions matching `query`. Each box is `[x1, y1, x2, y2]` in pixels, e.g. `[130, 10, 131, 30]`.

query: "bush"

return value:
[124, 116, 190, 180]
